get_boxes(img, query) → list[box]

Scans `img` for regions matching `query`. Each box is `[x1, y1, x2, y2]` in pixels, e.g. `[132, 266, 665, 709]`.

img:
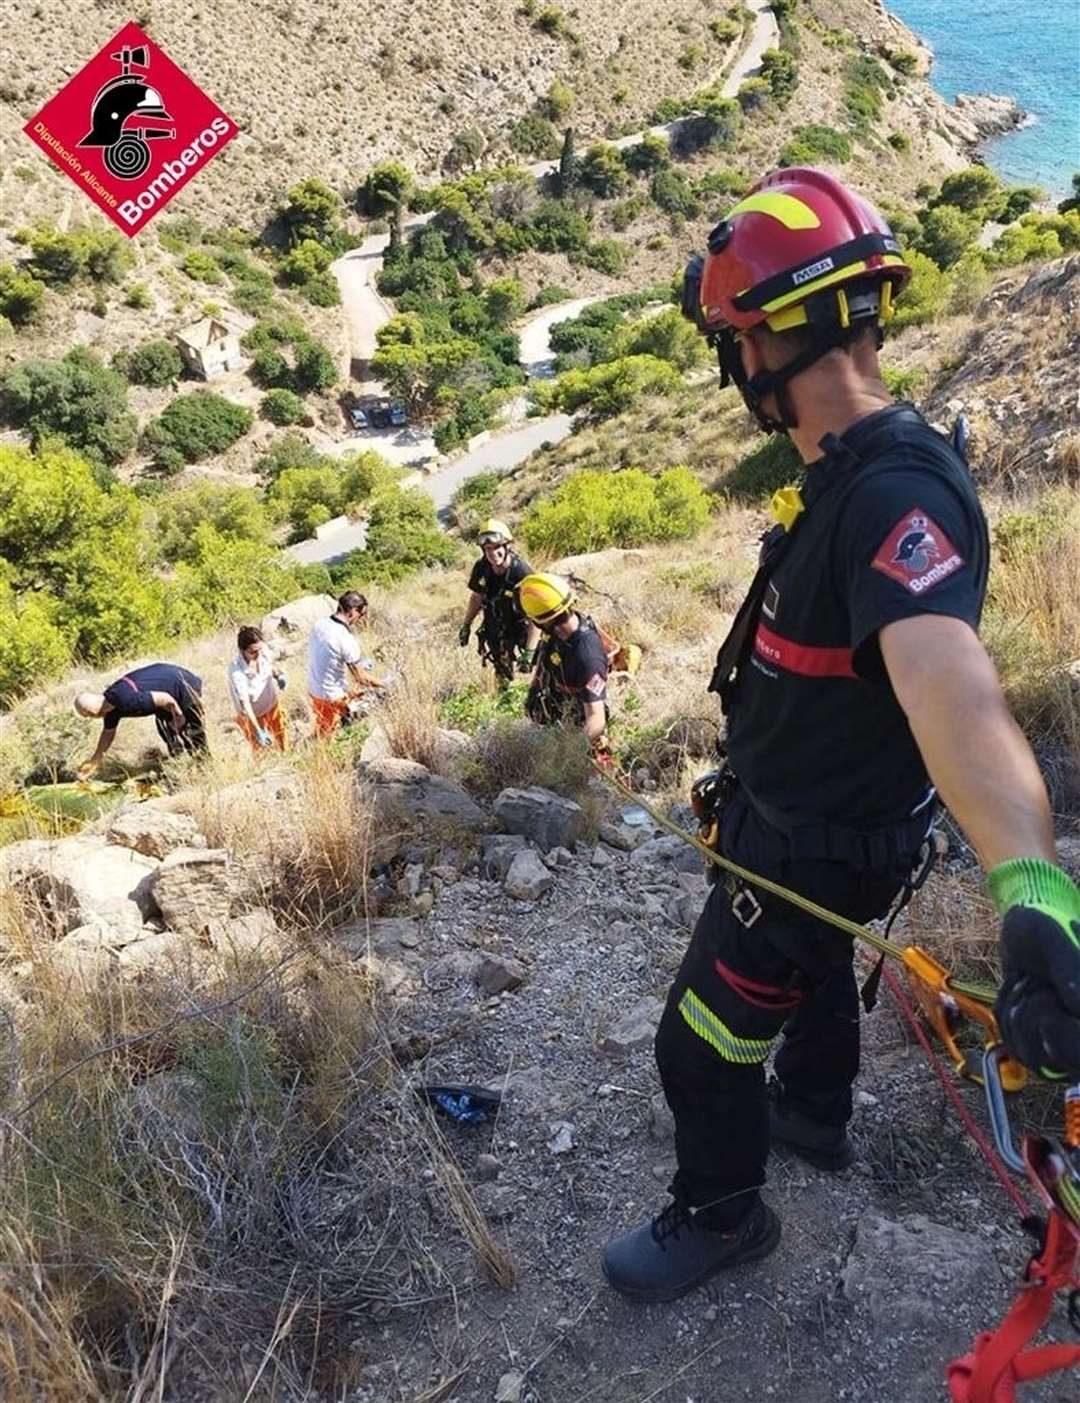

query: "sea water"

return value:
[887, 0, 1079, 199]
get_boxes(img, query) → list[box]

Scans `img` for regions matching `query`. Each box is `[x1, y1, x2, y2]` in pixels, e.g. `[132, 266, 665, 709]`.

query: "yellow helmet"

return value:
[518, 572, 577, 627]
[478, 518, 512, 545]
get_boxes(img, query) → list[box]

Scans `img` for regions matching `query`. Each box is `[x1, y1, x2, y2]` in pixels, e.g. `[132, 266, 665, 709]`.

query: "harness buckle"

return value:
[731, 886, 762, 929]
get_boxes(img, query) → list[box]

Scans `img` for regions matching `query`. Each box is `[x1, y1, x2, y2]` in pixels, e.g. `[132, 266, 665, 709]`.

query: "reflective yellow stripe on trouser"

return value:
[678, 988, 773, 1064]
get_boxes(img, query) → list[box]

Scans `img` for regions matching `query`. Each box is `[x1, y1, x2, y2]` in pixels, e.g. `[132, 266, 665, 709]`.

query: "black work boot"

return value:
[768, 1079, 854, 1172]
[603, 1197, 781, 1302]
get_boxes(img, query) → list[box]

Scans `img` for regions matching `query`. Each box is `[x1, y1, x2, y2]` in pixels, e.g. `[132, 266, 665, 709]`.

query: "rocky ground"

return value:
[6, 746, 1075, 1401]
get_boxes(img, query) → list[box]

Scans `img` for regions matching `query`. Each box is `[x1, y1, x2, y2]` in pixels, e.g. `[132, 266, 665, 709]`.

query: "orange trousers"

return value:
[309, 694, 351, 738]
[236, 701, 287, 752]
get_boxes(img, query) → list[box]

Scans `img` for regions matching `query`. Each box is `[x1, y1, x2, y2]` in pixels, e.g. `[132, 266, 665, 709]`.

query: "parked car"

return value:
[348, 406, 369, 431]
[388, 402, 408, 427]
[368, 401, 391, 429]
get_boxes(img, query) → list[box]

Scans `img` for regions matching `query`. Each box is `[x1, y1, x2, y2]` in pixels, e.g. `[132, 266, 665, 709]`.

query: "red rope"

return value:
[879, 964, 1030, 1218]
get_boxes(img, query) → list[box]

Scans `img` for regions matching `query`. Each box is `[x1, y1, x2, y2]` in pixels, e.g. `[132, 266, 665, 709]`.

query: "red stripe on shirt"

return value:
[753, 622, 856, 679]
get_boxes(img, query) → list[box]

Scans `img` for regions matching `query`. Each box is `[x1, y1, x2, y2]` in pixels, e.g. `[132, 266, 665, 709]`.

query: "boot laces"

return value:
[651, 1198, 694, 1245]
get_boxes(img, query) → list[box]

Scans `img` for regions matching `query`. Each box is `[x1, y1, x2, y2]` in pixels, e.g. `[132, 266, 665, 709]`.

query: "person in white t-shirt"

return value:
[307, 591, 389, 737]
[228, 626, 287, 751]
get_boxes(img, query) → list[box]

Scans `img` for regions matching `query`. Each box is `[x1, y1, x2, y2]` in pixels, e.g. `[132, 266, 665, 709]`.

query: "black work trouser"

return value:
[654, 789, 904, 1228]
[155, 697, 208, 758]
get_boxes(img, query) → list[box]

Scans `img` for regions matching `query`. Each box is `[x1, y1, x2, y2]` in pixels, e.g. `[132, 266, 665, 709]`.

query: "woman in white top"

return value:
[227, 626, 287, 751]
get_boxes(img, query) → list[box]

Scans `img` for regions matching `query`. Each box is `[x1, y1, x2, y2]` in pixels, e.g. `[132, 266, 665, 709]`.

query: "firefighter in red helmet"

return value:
[603, 167, 1080, 1302]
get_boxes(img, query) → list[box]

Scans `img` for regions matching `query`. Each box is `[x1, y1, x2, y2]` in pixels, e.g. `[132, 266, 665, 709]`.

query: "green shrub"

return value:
[123, 281, 153, 309]
[759, 48, 799, 106]
[261, 388, 306, 424]
[0, 581, 72, 705]
[580, 237, 627, 275]
[439, 680, 530, 733]
[529, 284, 575, 310]
[143, 391, 253, 465]
[0, 264, 46, 325]
[880, 365, 927, 400]
[27, 226, 132, 285]
[579, 143, 631, 198]
[890, 249, 952, 328]
[887, 131, 910, 153]
[292, 338, 338, 392]
[887, 49, 919, 76]
[180, 250, 224, 284]
[724, 434, 801, 502]
[522, 465, 709, 554]
[116, 337, 183, 388]
[612, 308, 707, 371]
[934, 166, 1004, 216]
[171, 527, 308, 636]
[736, 77, 770, 112]
[621, 133, 670, 175]
[843, 53, 892, 128]
[915, 204, 980, 268]
[0, 347, 137, 466]
[533, 5, 565, 36]
[460, 719, 593, 800]
[509, 112, 560, 157]
[779, 124, 851, 165]
[345, 486, 458, 585]
[986, 210, 1080, 266]
[451, 471, 501, 532]
[154, 481, 271, 564]
[281, 177, 343, 247]
[251, 346, 290, 388]
[538, 353, 683, 418]
[650, 168, 700, 218]
[302, 271, 341, 306]
[278, 238, 333, 284]
[267, 452, 391, 540]
[708, 16, 740, 43]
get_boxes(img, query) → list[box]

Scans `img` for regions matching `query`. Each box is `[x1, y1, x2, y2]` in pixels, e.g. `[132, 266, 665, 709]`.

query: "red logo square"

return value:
[871, 507, 965, 596]
[22, 22, 236, 236]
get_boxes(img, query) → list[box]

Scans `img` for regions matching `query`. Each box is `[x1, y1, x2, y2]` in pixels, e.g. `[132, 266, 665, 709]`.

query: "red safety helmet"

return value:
[681, 168, 911, 431]
[698, 167, 910, 334]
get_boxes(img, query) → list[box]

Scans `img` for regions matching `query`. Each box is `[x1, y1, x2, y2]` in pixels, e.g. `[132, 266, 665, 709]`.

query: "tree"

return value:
[915, 205, 980, 268]
[0, 264, 46, 326]
[540, 354, 683, 418]
[579, 144, 630, 199]
[622, 133, 670, 175]
[890, 249, 952, 328]
[27, 226, 132, 285]
[483, 277, 526, 327]
[359, 161, 414, 250]
[278, 238, 332, 284]
[1059, 174, 1080, 215]
[180, 250, 224, 283]
[281, 178, 342, 247]
[117, 338, 183, 388]
[154, 481, 271, 564]
[650, 168, 700, 219]
[0, 347, 137, 466]
[143, 391, 253, 465]
[261, 388, 306, 424]
[0, 579, 72, 704]
[934, 166, 1004, 217]
[556, 127, 578, 198]
[613, 308, 707, 371]
[445, 127, 485, 174]
[759, 48, 799, 106]
[292, 338, 337, 393]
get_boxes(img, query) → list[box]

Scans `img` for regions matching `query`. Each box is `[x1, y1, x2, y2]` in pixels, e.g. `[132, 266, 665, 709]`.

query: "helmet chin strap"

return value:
[714, 321, 885, 436]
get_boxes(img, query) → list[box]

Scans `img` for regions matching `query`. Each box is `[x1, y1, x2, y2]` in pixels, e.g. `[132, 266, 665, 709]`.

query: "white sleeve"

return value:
[339, 633, 363, 666]
[227, 661, 251, 706]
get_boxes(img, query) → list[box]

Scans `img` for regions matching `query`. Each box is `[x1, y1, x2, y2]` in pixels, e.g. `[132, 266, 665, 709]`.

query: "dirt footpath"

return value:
[346, 832, 1077, 1403]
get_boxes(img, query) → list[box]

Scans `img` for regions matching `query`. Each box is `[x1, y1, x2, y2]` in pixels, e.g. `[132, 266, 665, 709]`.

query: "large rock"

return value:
[493, 787, 585, 851]
[359, 725, 393, 763]
[842, 1213, 998, 1328]
[335, 916, 421, 960]
[107, 807, 207, 859]
[359, 757, 486, 832]
[480, 833, 527, 880]
[629, 833, 703, 875]
[0, 836, 159, 941]
[261, 593, 337, 642]
[504, 848, 554, 902]
[149, 848, 237, 937]
[431, 727, 474, 773]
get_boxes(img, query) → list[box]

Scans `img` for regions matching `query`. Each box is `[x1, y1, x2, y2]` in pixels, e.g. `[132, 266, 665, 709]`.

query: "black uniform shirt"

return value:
[727, 406, 989, 830]
[468, 552, 533, 637]
[101, 663, 203, 731]
[546, 620, 609, 705]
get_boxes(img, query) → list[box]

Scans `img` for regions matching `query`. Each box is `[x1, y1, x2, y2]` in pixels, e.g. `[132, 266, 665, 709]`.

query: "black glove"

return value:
[458, 623, 471, 647]
[990, 858, 1080, 1080]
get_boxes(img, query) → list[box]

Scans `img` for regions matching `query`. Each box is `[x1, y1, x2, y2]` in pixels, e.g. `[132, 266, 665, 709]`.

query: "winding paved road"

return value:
[320, 0, 779, 529]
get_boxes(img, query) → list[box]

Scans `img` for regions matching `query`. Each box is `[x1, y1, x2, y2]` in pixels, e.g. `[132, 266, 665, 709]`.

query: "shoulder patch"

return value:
[871, 507, 964, 595]
[584, 672, 606, 698]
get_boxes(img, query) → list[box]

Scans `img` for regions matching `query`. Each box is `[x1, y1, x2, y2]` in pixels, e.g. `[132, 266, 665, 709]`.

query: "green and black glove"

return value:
[990, 857, 1080, 1080]
[516, 645, 535, 673]
[458, 622, 472, 647]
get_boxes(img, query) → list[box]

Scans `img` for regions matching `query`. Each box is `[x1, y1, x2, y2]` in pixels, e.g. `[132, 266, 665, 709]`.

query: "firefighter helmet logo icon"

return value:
[78, 44, 176, 180]
[891, 514, 936, 573]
